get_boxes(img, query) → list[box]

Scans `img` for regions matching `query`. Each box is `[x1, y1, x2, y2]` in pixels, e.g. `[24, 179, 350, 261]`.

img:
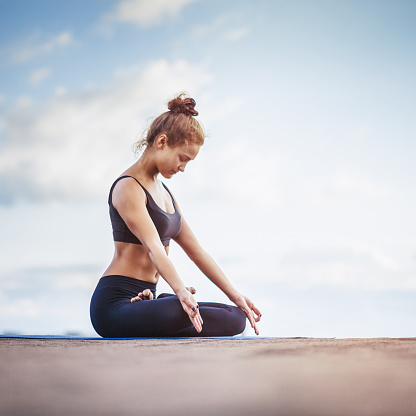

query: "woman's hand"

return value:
[131, 289, 154, 303]
[231, 294, 262, 335]
[176, 287, 203, 333]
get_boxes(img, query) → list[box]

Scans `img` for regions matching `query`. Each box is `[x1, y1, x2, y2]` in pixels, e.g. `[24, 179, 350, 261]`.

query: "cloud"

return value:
[0, 264, 99, 335]
[192, 13, 251, 42]
[301, 170, 391, 207]
[198, 94, 244, 124]
[277, 244, 416, 291]
[0, 59, 212, 204]
[223, 27, 250, 41]
[328, 172, 389, 200]
[176, 136, 294, 212]
[105, 0, 196, 27]
[214, 140, 283, 206]
[0, 299, 41, 318]
[29, 67, 52, 85]
[11, 31, 73, 63]
[0, 264, 100, 292]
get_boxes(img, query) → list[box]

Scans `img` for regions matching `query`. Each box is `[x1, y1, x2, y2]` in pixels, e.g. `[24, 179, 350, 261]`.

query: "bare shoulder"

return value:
[112, 176, 146, 209]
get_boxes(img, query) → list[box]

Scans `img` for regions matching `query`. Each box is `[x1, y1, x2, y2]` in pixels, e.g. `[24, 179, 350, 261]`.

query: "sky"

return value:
[0, 0, 415, 337]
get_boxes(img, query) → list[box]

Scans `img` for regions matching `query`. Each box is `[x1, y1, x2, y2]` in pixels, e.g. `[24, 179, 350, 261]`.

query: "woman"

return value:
[90, 94, 261, 337]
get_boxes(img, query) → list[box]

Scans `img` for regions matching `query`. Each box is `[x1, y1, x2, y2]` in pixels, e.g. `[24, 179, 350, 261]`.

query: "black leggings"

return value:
[90, 275, 246, 338]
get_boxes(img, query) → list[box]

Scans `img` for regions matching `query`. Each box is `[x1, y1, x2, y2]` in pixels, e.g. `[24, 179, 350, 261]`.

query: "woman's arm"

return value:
[174, 217, 238, 298]
[112, 178, 203, 332]
[174, 215, 262, 334]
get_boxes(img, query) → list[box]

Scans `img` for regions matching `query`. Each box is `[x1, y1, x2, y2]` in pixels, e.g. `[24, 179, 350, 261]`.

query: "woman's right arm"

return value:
[112, 178, 202, 332]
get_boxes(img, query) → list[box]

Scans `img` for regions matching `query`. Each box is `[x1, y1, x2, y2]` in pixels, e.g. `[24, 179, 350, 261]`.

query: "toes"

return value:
[131, 289, 154, 302]
[142, 289, 154, 300]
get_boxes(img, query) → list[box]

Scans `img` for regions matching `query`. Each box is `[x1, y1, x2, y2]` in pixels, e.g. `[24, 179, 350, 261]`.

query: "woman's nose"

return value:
[178, 165, 185, 172]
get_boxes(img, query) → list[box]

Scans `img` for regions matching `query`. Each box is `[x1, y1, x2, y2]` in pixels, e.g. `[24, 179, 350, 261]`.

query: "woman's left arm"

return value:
[174, 215, 262, 334]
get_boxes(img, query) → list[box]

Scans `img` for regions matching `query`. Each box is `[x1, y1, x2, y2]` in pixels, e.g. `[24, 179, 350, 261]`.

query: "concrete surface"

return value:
[1, 337, 415, 416]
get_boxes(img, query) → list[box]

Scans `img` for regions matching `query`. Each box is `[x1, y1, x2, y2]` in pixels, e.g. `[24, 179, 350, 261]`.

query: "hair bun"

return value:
[168, 94, 199, 117]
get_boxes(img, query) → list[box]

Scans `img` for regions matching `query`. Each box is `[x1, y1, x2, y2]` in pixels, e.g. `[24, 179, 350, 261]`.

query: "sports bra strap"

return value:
[161, 182, 176, 204]
[108, 175, 148, 205]
[109, 175, 175, 206]
[118, 175, 148, 192]
[108, 175, 182, 246]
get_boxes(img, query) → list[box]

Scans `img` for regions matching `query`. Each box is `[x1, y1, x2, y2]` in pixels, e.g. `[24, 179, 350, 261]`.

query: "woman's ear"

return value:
[155, 134, 168, 149]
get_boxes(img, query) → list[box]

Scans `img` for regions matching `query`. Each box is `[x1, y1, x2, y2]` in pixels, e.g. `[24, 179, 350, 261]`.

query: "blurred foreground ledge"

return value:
[1, 337, 415, 416]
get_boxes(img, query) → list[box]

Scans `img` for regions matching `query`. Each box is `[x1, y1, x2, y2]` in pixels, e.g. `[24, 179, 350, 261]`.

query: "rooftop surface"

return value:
[1, 337, 415, 415]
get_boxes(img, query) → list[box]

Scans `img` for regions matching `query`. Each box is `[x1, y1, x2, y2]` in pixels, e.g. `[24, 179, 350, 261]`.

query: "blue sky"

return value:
[0, 0, 415, 337]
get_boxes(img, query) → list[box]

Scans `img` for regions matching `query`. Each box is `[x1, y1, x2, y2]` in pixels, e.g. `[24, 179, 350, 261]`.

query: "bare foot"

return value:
[131, 289, 154, 303]
[134, 287, 196, 302]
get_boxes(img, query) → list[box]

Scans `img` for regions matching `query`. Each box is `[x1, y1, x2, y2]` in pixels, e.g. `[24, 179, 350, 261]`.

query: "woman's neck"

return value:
[129, 149, 159, 182]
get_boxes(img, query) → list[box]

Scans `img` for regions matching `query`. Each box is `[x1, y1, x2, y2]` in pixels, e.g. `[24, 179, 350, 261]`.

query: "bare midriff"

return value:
[102, 242, 168, 284]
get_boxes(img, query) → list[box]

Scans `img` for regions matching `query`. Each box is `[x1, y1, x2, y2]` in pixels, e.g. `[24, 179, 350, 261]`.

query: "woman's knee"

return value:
[231, 307, 247, 334]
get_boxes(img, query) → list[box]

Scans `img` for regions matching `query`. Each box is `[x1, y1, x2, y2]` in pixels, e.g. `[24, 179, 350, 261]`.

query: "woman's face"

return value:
[156, 138, 201, 179]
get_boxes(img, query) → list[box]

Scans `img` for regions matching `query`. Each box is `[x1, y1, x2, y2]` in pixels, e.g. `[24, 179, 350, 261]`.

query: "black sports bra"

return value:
[109, 176, 182, 246]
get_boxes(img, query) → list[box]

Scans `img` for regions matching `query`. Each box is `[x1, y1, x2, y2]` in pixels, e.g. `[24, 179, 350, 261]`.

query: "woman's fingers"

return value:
[234, 295, 261, 335]
[196, 310, 203, 326]
[184, 302, 202, 332]
[180, 290, 203, 332]
[190, 312, 203, 332]
[251, 318, 260, 336]
[251, 303, 262, 322]
[249, 314, 259, 335]
[243, 296, 262, 323]
[186, 301, 201, 320]
[244, 307, 259, 335]
[191, 318, 201, 332]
